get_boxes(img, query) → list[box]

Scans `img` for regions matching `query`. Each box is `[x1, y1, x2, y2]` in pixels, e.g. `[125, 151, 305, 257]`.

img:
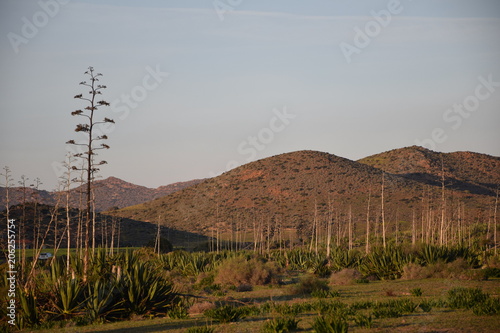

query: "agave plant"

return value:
[47, 278, 86, 319]
[85, 279, 126, 323]
[16, 289, 40, 329]
[359, 246, 412, 280]
[312, 314, 348, 333]
[122, 260, 179, 315]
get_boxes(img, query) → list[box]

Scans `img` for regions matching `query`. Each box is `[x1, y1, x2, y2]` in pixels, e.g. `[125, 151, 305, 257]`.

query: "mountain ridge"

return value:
[0, 177, 206, 211]
[109, 147, 497, 238]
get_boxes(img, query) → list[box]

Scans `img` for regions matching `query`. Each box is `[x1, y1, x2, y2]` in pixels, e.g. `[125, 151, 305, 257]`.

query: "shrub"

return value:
[384, 289, 396, 297]
[291, 275, 329, 296]
[354, 313, 373, 328]
[236, 284, 253, 292]
[188, 302, 216, 315]
[373, 307, 402, 319]
[204, 305, 246, 323]
[419, 301, 432, 313]
[472, 297, 500, 316]
[312, 315, 348, 333]
[261, 316, 300, 332]
[484, 267, 500, 278]
[312, 289, 340, 299]
[410, 287, 423, 297]
[401, 262, 427, 280]
[186, 326, 215, 333]
[167, 300, 189, 319]
[402, 259, 474, 280]
[349, 300, 374, 310]
[330, 269, 362, 286]
[447, 287, 489, 309]
[214, 257, 279, 287]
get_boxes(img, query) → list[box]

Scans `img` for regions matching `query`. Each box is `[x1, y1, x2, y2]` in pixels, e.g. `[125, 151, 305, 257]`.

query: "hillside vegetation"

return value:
[109, 148, 497, 246]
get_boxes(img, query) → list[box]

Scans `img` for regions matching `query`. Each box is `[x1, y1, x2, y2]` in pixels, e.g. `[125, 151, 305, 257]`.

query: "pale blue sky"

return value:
[1, 0, 499, 190]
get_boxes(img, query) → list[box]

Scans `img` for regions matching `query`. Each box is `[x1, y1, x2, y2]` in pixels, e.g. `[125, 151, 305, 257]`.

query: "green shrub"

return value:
[291, 275, 329, 296]
[349, 300, 374, 310]
[373, 307, 402, 319]
[312, 289, 340, 299]
[167, 300, 189, 319]
[204, 305, 246, 323]
[261, 316, 300, 332]
[419, 301, 432, 313]
[354, 313, 373, 328]
[359, 246, 411, 280]
[472, 297, 500, 316]
[410, 287, 423, 297]
[447, 287, 489, 309]
[312, 315, 348, 333]
[484, 267, 500, 278]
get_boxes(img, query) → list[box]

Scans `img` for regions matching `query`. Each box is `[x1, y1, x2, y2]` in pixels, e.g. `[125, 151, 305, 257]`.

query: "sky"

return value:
[1, 0, 499, 190]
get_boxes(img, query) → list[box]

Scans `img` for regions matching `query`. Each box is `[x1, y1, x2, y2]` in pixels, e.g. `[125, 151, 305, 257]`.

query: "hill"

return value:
[358, 146, 500, 196]
[70, 177, 205, 211]
[109, 149, 494, 239]
[0, 177, 205, 212]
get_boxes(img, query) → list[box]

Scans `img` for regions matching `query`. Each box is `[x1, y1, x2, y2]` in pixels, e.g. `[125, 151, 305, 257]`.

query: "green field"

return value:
[30, 277, 500, 333]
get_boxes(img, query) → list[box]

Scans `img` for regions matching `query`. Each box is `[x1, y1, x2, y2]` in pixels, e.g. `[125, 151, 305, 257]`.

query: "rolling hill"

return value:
[0, 177, 205, 212]
[358, 146, 500, 196]
[109, 148, 497, 238]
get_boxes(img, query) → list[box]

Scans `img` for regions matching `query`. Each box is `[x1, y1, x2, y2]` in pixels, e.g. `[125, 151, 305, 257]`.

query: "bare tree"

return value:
[381, 172, 386, 248]
[365, 188, 371, 254]
[1, 167, 14, 261]
[439, 156, 446, 246]
[66, 66, 114, 281]
[494, 187, 499, 255]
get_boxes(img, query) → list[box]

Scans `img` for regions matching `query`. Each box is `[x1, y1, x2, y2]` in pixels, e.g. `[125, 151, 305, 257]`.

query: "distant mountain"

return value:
[70, 177, 205, 211]
[110, 149, 494, 237]
[0, 177, 205, 211]
[358, 146, 500, 196]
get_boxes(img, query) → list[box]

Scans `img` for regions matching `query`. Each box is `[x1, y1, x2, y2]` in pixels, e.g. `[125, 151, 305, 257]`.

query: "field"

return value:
[2, 244, 499, 333]
[32, 277, 500, 333]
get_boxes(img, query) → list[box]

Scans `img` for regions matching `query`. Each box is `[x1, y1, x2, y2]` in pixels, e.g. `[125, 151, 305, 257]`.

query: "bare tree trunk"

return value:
[412, 208, 416, 246]
[440, 157, 446, 246]
[327, 197, 333, 257]
[315, 202, 319, 254]
[156, 215, 161, 256]
[494, 187, 499, 255]
[421, 187, 425, 243]
[366, 189, 371, 254]
[26, 195, 61, 289]
[381, 172, 386, 248]
[348, 205, 353, 251]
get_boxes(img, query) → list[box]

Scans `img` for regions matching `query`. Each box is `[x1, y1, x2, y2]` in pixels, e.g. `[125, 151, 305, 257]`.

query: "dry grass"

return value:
[214, 257, 280, 287]
[330, 268, 363, 286]
[401, 259, 484, 280]
[188, 301, 216, 315]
